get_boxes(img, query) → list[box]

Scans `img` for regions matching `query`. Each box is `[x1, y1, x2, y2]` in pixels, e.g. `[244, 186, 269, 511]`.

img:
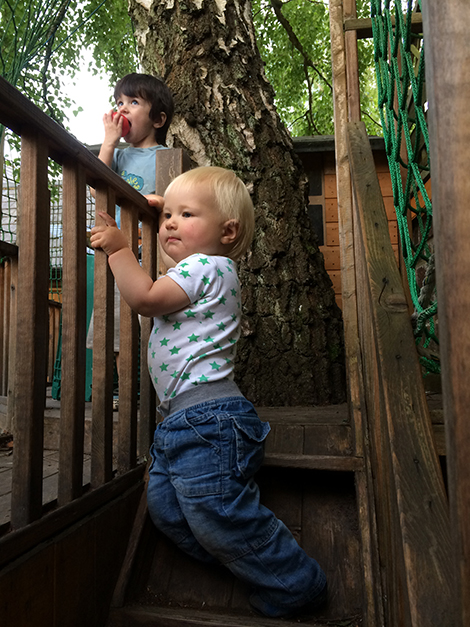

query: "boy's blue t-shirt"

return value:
[112, 145, 167, 226]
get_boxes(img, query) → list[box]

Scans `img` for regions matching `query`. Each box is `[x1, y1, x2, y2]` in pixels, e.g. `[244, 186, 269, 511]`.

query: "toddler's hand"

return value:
[90, 212, 128, 256]
[145, 194, 165, 213]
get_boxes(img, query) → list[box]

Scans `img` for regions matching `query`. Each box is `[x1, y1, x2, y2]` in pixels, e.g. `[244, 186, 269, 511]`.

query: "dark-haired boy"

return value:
[87, 73, 175, 391]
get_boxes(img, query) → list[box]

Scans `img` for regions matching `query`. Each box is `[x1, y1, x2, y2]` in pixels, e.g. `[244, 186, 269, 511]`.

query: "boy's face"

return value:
[116, 93, 165, 148]
[159, 182, 233, 263]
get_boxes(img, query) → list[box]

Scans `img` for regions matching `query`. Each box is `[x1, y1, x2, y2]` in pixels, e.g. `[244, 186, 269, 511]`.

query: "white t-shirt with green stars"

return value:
[147, 253, 241, 403]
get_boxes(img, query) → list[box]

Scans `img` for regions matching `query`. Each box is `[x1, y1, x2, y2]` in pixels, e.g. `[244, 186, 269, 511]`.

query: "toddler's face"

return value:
[158, 182, 228, 263]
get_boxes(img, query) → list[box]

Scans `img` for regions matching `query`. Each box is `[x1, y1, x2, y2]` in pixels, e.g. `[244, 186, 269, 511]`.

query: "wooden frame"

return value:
[422, 3, 470, 626]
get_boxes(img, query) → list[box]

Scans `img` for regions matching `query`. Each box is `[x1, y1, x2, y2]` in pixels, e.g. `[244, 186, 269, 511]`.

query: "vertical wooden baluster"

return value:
[11, 131, 50, 528]
[58, 160, 87, 504]
[90, 184, 116, 487]
[118, 199, 139, 473]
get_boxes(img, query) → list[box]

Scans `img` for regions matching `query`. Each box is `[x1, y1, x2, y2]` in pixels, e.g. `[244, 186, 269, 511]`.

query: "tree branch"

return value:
[269, 0, 332, 91]
[40, 0, 72, 122]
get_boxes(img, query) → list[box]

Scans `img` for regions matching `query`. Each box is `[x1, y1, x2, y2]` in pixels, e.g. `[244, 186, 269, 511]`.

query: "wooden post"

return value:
[328, 3, 382, 626]
[422, 3, 470, 625]
[344, 0, 361, 122]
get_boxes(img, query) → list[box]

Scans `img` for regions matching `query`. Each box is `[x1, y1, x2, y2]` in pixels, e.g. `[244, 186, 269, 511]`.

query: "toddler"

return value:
[90, 166, 327, 618]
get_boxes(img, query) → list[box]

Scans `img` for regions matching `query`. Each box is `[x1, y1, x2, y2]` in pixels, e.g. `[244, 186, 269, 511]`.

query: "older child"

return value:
[96, 72, 174, 193]
[90, 166, 327, 618]
[87, 73, 174, 399]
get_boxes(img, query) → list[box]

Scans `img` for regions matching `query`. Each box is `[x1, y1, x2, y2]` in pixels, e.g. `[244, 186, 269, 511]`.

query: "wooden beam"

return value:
[348, 120, 454, 626]
[422, 3, 470, 626]
[344, 13, 423, 40]
[344, 0, 361, 122]
[328, 5, 383, 626]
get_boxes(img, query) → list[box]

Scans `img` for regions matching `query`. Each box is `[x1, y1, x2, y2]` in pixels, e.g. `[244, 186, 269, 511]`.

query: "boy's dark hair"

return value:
[114, 73, 174, 145]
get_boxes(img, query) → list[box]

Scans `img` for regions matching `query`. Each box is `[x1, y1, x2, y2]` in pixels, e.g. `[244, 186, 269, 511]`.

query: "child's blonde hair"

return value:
[165, 166, 255, 261]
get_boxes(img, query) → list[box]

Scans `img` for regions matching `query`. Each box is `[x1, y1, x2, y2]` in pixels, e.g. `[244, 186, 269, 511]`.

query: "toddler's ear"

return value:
[221, 220, 239, 245]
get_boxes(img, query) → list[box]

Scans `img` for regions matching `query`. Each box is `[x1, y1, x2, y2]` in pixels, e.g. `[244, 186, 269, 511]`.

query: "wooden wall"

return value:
[0, 481, 143, 627]
[294, 139, 398, 310]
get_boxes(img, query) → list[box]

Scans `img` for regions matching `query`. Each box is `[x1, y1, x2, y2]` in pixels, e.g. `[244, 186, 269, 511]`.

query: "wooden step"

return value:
[258, 404, 359, 470]
[107, 604, 361, 626]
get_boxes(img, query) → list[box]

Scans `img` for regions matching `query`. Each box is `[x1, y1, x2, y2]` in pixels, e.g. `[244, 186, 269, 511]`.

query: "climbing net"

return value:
[370, 0, 438, 374]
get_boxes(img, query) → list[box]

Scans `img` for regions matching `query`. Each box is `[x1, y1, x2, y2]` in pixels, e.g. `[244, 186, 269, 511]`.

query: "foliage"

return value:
[252, 0, 380, 136]
[0, 0, 380, 138]
[0, 0, 137, 129]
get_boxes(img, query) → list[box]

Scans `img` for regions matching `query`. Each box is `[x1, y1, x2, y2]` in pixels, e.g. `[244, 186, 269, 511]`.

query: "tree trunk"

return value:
[129, 0, 345, 405]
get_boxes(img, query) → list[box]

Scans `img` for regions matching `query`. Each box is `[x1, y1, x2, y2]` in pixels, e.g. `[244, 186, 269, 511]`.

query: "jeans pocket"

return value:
[232, 415, 271, 479]
[170, 413, 222, 497]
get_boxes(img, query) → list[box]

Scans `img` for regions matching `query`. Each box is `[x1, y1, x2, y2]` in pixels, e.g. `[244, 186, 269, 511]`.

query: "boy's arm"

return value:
[90, 212, 190, 318]
[90, 111, 124, 198]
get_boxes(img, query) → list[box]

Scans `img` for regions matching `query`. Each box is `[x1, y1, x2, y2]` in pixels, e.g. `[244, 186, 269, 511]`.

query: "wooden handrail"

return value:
[0, 76, 166, 530]
[347, 121, 453, 626]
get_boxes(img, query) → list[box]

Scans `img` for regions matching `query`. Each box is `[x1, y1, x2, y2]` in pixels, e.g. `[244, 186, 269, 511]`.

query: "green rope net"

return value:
[370, 0, 439, 374]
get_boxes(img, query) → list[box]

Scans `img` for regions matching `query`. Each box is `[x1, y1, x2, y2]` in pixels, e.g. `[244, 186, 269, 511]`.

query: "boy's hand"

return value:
[102, 109, 123, 148]
[90, 212, 128, 256]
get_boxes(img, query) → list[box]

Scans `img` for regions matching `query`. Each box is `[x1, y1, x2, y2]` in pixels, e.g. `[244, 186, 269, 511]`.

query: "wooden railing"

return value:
[0, 76, 187, 535]
[347, 121, 454, 626]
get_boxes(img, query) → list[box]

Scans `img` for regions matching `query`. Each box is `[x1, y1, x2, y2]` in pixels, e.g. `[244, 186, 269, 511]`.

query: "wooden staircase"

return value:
[107, 123, 453, 627]
[108, 404, 364, 627]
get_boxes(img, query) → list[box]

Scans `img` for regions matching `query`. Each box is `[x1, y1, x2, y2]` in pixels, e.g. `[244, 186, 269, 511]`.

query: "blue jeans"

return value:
[147, 396, 327, 612]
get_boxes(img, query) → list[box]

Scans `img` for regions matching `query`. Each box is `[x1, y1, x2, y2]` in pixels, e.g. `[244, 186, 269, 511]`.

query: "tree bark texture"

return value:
[129, 0, 345, 405]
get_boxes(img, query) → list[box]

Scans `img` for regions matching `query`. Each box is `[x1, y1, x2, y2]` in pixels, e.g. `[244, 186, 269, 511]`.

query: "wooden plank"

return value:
[348, 120, 453, 626]
[319, 246, 340, 271]
[422, 4, 470, 625]
[118, 200, 139, 474]
[262, 453, 363, 472]
[264, 423, 303, 456]
[0, 241, 18, 258]
[0, 543, 55, 626]
[108, 604, 344, 626]
[301, 470, 363, 618]
[91, 184, 116, 487]
[344, 0, 361, 122]
[10, 130, 50, 528]
[155, 149, 192, 277]
[325, 223, 339, 246]
[54, 518, 96, 627]
[138, 217, 157, 458]
[344, 13, 423, 40]
[5, 256, 17, 434]
[324, 198, 338, 222]
[0, 465, 145, 568]
[255, 403, 349, 424]
[58, 160, 87, 504]
[303, 424, 352, 456]
[155, 149, 192, 196]
[0, 263, 7, 395]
